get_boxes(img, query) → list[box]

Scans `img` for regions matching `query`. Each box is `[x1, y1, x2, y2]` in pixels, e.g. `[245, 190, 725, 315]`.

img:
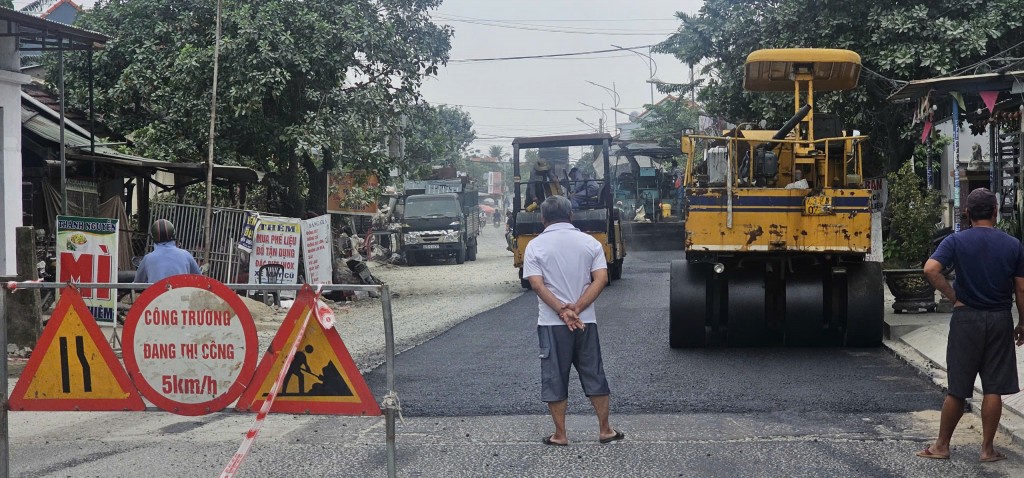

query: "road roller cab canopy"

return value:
[744, 48, 862, 92]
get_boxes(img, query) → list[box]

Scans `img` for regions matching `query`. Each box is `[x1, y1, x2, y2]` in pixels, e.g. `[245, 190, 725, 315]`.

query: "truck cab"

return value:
[400, 179, 480, 265]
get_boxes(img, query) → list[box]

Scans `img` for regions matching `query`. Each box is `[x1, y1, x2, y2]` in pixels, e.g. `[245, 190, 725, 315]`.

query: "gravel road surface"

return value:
[252, 225, 522, 371]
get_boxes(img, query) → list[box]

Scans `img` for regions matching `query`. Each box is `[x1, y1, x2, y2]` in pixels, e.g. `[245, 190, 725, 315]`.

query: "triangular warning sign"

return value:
[9, 287, 144, 411]
[236, 286, 381, 415]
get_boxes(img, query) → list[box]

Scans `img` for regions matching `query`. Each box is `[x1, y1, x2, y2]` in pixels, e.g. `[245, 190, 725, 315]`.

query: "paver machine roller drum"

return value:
[670, 48, 883, 348]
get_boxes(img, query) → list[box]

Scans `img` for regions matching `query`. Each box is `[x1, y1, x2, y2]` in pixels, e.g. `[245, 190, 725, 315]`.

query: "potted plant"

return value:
[883, 154, 944, 313]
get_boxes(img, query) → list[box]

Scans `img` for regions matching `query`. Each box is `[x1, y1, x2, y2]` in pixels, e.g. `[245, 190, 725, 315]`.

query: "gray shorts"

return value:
[538, 324, 610, 402]
[946, 307, 1021, 399]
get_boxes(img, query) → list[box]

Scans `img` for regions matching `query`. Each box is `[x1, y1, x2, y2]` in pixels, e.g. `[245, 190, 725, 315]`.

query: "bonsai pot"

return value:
[883, 268, 936, 313]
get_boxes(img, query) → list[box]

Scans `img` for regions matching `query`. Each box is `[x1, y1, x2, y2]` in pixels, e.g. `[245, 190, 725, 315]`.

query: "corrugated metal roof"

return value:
[887, 70, 1024, 102]
[512, 132, 613, 148]
[22, 99, 263, 184]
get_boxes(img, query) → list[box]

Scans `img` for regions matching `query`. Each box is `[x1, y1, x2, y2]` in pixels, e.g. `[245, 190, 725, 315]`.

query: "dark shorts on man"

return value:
[946, 307, 1021, 399]
[537, 324, 610, 402]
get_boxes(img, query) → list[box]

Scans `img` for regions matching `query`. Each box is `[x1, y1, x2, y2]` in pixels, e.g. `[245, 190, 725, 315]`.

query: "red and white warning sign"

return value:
[122, 274, 258, 416]
[236, 285, 380, 416]
[9, 287, 144, 411]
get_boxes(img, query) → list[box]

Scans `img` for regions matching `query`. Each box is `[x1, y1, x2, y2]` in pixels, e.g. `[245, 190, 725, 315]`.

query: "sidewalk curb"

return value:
[885, 339, 1024, 447]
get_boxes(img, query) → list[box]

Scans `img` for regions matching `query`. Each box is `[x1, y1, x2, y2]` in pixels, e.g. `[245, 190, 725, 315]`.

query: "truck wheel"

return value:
[467, 240, 478, 261]
[456, 241, 466, 264]
[519, 267, 532, 289]
[609, 259, 623, 281]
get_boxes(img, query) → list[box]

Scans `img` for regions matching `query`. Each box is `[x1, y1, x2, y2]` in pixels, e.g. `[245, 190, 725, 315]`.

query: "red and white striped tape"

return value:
[219, 288, 323, 478]
[315, 298, 335, 330]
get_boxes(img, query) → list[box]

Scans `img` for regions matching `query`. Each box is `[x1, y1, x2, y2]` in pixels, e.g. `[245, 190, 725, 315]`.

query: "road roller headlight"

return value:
[713, 263, 725, 274]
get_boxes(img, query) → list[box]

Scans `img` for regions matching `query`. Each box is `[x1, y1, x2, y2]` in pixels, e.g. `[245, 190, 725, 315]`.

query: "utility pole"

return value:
[649, 46, 655, 104]
[202, 0, 223, 270]
[611, 44, 655, 105]
[689, 63, 696, 105]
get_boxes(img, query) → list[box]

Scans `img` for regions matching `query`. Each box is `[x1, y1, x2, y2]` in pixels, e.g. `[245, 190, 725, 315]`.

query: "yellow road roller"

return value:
[671, 48, 882, 347]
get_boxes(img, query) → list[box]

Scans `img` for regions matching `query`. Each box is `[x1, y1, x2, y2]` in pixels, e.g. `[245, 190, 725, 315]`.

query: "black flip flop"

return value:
[542, 435, 568, 446]
[599, 430, 625, 444]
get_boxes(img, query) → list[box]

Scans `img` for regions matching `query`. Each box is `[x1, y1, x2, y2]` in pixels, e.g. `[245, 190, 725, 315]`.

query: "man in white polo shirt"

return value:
[523, 195, 623, 446]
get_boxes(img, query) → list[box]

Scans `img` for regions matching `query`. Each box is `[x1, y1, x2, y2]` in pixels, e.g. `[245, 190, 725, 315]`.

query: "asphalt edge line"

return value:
[884, 339, 1024, 447]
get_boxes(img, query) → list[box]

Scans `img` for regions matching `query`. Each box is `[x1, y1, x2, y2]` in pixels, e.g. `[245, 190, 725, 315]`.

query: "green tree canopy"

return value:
[656, 0, 1024, 174]
[631, 96, 700, 149]
[400, 103, 475, 178]
[56, 0, 451, 216]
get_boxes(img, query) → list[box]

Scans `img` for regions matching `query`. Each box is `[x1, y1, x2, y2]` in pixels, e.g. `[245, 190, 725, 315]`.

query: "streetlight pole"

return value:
[612, 44, 656, 104]
[578, 102, 608, 133]
[585, 80, 620, 135]
[576, 117, 600, 133]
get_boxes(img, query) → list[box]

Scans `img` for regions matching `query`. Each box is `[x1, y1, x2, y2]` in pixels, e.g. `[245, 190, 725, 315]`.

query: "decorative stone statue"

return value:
[969, 144, 984, 170]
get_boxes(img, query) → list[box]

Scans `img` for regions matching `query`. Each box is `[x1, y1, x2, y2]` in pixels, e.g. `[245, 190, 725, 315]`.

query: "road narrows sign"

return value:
[236, 286, 381, 415]
[9, 287, 145, 411]
[122, 275, 257, 416]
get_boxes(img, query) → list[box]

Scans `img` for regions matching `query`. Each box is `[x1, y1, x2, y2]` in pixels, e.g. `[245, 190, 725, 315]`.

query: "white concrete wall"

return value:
[934, 120, 987, 215]
[0, 28, 31, 275]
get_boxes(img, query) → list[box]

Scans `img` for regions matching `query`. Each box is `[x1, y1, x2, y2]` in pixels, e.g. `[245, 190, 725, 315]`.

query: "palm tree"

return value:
[487, 145, 505, 161]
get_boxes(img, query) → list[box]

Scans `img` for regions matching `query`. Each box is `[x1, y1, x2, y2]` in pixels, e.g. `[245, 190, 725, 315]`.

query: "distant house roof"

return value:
[19, 0, 81, 18]
[0, 5, 105, 51]
[636, 95, 689, 120]
[468, 156, 498, 163]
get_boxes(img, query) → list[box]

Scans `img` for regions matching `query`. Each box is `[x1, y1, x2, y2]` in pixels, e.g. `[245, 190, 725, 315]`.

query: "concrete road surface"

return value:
[6, 250, 1024, 477]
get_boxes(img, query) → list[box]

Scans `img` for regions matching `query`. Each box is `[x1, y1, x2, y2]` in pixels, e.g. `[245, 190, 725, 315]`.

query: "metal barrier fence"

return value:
[0, 281, 399, 478]
[150, 202, 253, 282]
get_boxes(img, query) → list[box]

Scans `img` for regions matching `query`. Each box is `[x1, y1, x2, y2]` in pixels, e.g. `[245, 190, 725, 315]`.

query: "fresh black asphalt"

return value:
[366, 250, 939, 417]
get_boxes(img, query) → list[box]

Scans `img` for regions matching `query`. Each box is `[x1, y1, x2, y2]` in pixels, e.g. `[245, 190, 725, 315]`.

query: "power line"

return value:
[444, 54, 638, 65]
[436, 13, 677, 23]
[436, 13, 674, 33]
[860, 65, 906, 86]
[437, 103, 593, 112]
[436, 102, 647, 113]
[449, 44, 656, 63]
[435, 15, 674, 36]
[949, 39, 1024, 76]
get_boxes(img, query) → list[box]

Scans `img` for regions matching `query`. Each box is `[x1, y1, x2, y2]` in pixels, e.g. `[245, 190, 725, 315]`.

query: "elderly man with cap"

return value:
[134, 219, 202, 283]
[918, 188, 1024, 463]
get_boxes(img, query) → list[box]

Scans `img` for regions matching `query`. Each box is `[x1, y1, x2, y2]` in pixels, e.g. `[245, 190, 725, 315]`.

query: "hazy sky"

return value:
[425, 0, 706, 155]
[69, 0, 707, 157]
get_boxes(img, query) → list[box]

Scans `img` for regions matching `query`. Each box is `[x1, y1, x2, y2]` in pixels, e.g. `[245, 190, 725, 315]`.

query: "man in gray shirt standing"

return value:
[523, 195, 623, 446]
